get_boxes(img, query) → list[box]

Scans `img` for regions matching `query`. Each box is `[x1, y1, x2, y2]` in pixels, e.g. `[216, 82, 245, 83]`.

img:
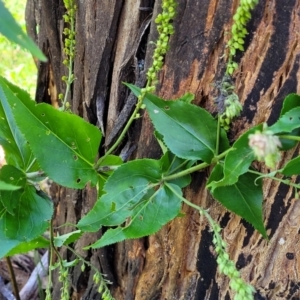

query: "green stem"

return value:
[163, 149, 231, 181]
[215, 115, 221, 155]
[278, 134, 300, 141]
[165, 182, 216, 226]
[248, 169, 300, 189]
[26, 170, 44, 179]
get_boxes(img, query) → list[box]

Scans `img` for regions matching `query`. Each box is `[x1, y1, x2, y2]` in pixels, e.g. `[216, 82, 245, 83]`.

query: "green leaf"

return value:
[0, 186, 52, 240]
[0, 165, 26, 214]
[0, 180, 21, 191]
[54, 230, 82, 247]
[178, 92, 195, 103]
[0, 77, 101, 188]
[126, 83, 223, 163]
[269, 107, 300, 134]
[88, 183, 182, 248]
[78, 159, 162, 232]
[279, 93, 300, 116]
[0, 1, 47, 61]
[271, 94, 300, 150]
[0, 186, 53, 258]
[211, 170, 267, 238]
[207, 124, 263, 190]
[6, 236, 50, 256]
[282, 156, 300, 176]
[0, 79, 38, 171]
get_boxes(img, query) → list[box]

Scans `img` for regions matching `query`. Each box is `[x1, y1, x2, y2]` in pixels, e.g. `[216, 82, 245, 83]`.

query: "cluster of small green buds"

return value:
[214, 76, 242, 130]
[60, 0, 77, 109]
[226, 0, 259, 74]
[58, 267, 70, 300]
[146, 0, 177, 88]
[212, 225, 255, 300]
[93, 271, 115, 300]
[219, 93, 243, 130]
[248, 124, 282, 169]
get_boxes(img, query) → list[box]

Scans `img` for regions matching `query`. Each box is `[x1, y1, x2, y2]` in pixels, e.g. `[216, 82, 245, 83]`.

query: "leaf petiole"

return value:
[162, 149, 231, 182]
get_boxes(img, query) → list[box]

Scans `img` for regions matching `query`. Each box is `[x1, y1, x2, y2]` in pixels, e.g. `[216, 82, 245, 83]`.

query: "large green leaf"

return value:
[88, 183, 182, 248]
[282, 156, 300, 176]
[0, 77, 101, 188]
[0, 186, 53, 258]
[78, 159, 162, 232]
[126, 84, 229, 163]
[0, 1, 47, 61]
[207, 124, 263, 190]
[210, 167, 267, 238]
[0, 80, 38, 171]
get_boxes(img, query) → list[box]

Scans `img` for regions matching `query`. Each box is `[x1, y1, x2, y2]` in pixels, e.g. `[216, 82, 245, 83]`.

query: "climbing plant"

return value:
[1, 0, 300, 300]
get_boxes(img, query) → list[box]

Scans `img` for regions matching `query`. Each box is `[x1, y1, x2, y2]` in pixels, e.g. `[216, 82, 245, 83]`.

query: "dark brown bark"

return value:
[29, 0, 300, 299]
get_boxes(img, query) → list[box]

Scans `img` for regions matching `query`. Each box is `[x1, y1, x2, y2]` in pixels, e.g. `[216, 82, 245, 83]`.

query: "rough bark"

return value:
[28, 0, 300, 299]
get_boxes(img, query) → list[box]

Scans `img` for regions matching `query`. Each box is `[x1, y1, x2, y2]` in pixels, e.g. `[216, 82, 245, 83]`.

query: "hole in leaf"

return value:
[164, 106, 170, 110]
[41, 113, 45, 116]
[76, 178, 81, 183]
[139, 215, 143, 221]
[129, 185, 134, 189]
[73, 155, 78, 160]
[289, 117, 293, 120]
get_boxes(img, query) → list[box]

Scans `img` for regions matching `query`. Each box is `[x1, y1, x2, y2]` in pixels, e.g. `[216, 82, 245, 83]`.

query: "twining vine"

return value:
[1, 1, 300, 300]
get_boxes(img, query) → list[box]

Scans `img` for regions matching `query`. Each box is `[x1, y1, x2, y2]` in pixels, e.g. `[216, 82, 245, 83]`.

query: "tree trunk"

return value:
[29, 0, 300, 299]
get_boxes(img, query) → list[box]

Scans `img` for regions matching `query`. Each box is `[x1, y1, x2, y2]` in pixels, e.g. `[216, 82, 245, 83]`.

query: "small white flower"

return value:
[248, 124, 282, 169]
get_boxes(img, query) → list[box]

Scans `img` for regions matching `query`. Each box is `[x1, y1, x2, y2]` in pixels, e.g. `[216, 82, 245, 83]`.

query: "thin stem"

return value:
[26, 158, 37, 173]
[98, 84, 151, 166]
[278, 134, 300, 141]
[215, 115, 220, 155]
[6, 256, 21, 300]
[165, 182, 216, 226]
[163, 149, 231, 182]
[26, 170, 44, 179]
[248, 169, 300, 189]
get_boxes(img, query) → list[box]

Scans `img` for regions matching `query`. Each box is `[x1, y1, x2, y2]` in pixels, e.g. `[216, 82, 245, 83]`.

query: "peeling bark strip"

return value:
[31, 0, 300, 299]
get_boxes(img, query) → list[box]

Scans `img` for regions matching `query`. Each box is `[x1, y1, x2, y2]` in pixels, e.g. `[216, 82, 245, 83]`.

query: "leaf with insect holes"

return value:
[269, 107, 300, 135]
[271, 93, 300, 150]
[125, 83, 230, 163]
[0, 77, 101, 188]
[87, 183, 182, 248]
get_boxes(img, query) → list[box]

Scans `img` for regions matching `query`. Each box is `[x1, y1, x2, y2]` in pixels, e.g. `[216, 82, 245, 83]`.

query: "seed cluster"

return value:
[212, 224, 256, 300]
[226, 0, 259, 74]
[142, 0, 176, 97]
